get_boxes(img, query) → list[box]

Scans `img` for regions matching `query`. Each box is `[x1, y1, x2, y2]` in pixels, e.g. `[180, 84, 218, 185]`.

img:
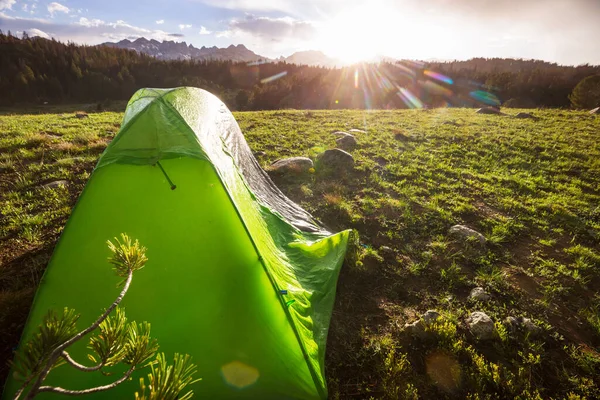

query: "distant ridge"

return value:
[100, 38, 349, 66]
[278, 50, 342, 67]
[100, 38, 269, 62]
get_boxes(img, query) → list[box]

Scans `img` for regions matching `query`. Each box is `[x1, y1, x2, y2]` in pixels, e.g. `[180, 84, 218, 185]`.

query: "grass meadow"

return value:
[1, 107, 599, 399]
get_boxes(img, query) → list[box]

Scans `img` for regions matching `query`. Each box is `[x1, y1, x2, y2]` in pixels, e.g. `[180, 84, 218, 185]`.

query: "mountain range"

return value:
[100, 38, 341, 66]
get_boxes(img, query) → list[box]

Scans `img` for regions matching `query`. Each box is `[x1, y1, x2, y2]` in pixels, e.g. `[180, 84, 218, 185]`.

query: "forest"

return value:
[1, 32, 599, 110]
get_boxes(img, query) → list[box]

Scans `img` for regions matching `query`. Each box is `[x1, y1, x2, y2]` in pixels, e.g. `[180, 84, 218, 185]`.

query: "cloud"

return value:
[77, 17, 105, 27]
[156, 19, 164, 25]
[0, 12, 185, 43]
[178, 24, 192, 30]
[199, 26, 211, 35]
[0, 0, 16, 11]
[26, 28, 50, 39]
[228, 15, 316, 41]
[48, 2, 69, 16]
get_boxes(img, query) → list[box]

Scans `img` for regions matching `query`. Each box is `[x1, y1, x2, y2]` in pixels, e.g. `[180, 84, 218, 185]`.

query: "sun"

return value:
[317, 5, 413, 64]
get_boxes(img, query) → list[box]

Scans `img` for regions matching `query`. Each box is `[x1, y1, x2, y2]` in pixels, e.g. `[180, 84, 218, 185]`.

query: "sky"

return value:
[1, 0, 599, 65]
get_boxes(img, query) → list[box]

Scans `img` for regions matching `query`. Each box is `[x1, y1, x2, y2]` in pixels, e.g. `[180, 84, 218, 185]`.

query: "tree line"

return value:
[1, 32, 599, 110]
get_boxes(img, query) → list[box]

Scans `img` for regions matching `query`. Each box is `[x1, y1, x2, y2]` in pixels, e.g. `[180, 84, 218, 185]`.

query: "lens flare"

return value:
[261, 71, 287, 84]
[424, 70, 453, 85]
[221, 361, 259, 389]
[397, 87, 423, 109]
[354, 69, 359, 88]
[469, 90, 500, 106]
[423, 80, 453, 97]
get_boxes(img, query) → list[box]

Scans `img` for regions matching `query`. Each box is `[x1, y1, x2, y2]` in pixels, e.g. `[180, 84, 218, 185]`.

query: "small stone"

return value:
[332, 131, 350, 136]
[504, 316, 519, 333]
[476, 107, 503, 115]
[449, 225, 486, 246]
[316, 149, 354, 172]
[520, 317, 541, 335]
[393, 132, 410, 141]
[469, 287, 491, 302]
[422, 310, 441, 325]
[379, 246, 394, 255]
[75, 111, 89, 119]
[42, 180, 69, 189]
[404, 310, 441, 339]
[404, 320, 426, 338]
[589, 107, 600, 114]
[349, 128, 366, 133]
[270, 157, 314, 174]
[254, 151, 266, 157]
[336, 134, 358, 151]
[515, 112, 537, 119]
[467, 311, 496, 340]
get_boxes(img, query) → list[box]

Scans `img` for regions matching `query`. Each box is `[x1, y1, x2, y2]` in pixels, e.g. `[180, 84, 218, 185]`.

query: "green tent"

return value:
[4, 87, 350, 399]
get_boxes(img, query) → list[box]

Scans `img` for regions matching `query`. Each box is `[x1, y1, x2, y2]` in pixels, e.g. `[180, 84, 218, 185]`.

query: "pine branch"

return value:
[37, 366, 135, 396]
[61, 351, 104, 372]
[20, 270, 134, 400]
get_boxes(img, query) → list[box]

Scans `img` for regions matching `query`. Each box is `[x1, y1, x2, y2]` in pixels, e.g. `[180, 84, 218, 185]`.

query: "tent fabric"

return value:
[3, 87, 350, 399]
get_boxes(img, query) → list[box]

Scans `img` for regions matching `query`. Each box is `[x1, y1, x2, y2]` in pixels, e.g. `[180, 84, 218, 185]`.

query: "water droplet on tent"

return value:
[221, 361, 259, 389]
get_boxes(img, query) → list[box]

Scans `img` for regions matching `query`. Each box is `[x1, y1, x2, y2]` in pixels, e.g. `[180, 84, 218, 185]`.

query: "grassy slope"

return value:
[1, 108, 599, 398]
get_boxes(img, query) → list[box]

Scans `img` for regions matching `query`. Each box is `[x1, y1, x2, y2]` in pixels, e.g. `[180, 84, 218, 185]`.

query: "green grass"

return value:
[1, 107, 599, 398]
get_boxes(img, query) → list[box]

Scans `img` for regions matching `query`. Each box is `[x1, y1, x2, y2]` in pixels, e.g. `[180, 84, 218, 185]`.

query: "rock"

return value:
[505, 316, 519, 332]
[404, 310, 441, 338]
[316, 149, 354, 172]
[336, 134, 358, 151]
[332, 131, 350, 136]
[393, 132, 410, 141]
[520, 317, 541, 335]
[379, 246, 394, 256]
[467, 311, 496, 340]
[449, 225, 486, 246]
[422, 310, 441, 324]
[75, 111, 89, 119]
[469, 287, 491, 302]
[270, 157, 313, 174]
[515, 112, 537, 119]
[404, 320, 426, 338]
[253, 151, 266, 157]
[476, 107, 503, 115]
[349, 128, 366, 133]
[590, 107, 600, 114]
[42, 180, 69, 189]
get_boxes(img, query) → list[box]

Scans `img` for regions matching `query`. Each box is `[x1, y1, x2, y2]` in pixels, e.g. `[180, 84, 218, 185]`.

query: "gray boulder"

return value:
[476, 107, 503, 115]
[270, 157, 313, 174]
[521, 317, 540, 335]
[505, 316, 519, 332]
[42, 180, 69, 189]
[469, 287, 491, 302]
[336, 134, 358, 151]
[379, 246, 394, 256]
[449, 225, 486, 246]
[467, 311, 496, 340]
[317, 149, 354, 172]
[422, 310, 441, 324]
[404, 310, 441, 338]
[515, 112, 537, 119]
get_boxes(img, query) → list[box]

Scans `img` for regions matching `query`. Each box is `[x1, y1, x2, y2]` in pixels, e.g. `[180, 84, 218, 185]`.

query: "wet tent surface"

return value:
[6, 158, 317, 399]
